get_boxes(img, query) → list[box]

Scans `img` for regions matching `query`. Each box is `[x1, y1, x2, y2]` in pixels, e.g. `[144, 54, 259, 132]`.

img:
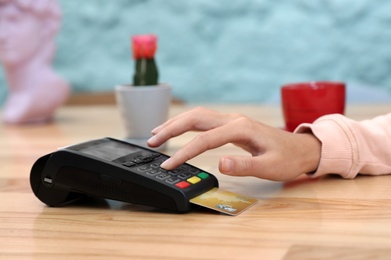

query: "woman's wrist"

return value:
[296, 133, 322, 174]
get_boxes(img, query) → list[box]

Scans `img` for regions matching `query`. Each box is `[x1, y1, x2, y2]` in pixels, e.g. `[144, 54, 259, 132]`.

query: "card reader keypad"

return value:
[121, 152, 210, 190]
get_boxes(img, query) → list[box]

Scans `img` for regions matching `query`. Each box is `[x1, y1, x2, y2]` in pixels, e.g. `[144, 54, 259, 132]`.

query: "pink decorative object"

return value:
[0, 0, 70, 124]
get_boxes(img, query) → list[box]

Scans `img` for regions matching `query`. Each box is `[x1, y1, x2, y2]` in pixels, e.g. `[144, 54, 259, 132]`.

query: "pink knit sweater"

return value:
[295, 113, 391, 178]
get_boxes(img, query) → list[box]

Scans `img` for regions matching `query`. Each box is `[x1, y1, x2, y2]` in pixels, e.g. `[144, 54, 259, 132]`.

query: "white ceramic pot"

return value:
[114, 83, 171, 149]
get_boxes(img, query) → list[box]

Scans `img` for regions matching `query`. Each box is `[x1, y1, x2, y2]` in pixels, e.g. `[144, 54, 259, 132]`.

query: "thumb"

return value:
[219, 156, 261, 177]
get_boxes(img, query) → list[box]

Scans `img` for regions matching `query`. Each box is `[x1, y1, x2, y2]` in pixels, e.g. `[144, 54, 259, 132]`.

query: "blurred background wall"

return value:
[1, 0, 391, 105]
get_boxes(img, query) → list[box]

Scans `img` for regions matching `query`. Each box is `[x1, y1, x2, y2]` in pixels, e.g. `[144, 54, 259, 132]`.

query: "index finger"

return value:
[160, 119, 250, 170]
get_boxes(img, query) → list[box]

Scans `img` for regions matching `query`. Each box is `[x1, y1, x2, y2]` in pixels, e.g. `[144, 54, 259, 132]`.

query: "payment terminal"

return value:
[30, 137, 218, 212]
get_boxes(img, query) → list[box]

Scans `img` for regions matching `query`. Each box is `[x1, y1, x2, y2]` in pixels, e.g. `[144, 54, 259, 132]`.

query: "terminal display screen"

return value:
[79, 140, 140, 161]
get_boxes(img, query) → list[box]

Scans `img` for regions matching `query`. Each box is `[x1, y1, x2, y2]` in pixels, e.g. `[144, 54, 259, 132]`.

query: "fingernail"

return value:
[220, 158, 234, 174]
[147, 135, 157, 144]
[160, 158, 172, 169]
[151, 125, 162, 134]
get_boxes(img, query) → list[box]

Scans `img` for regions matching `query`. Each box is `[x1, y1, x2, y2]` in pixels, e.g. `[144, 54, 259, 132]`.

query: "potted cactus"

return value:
[132, 34, 159, 86]
[115, 34, 171, 149]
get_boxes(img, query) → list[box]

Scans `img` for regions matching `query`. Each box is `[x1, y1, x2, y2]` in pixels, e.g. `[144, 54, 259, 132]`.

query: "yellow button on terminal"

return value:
[187, 176, 201, 184]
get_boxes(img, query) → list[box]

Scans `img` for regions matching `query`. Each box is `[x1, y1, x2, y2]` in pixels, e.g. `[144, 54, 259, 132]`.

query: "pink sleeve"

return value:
[295, 113, 391, 178]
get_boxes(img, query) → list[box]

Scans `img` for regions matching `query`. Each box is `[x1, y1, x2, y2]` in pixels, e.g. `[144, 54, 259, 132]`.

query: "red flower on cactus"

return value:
[132, 34, 157, 59]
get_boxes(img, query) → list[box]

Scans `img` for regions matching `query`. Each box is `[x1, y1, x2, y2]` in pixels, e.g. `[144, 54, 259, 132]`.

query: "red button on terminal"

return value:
[175, 181, 190, 189]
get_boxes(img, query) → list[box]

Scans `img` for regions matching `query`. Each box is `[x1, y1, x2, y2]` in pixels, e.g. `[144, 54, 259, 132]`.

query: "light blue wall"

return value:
[1, 0, 391, 104]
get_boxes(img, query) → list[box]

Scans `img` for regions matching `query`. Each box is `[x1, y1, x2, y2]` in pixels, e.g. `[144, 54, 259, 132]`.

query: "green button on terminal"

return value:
[197, 172, 209, 179]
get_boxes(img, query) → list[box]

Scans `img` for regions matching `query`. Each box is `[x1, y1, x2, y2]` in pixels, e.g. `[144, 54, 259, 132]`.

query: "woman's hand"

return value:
[147, 107, 321, 181]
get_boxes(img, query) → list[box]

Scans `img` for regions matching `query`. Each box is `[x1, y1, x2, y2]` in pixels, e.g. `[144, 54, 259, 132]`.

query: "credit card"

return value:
[190, 187, 258, 216]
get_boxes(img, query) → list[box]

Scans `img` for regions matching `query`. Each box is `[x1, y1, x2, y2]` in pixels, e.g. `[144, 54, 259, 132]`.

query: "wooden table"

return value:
[1, 103, 391, 259]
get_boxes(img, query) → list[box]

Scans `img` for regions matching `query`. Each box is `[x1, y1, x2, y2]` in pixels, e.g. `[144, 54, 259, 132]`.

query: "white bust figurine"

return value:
[0, 0, 70, 124]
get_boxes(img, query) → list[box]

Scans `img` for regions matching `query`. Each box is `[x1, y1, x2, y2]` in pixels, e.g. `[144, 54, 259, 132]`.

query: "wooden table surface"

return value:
[1, 103, 391, 260]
